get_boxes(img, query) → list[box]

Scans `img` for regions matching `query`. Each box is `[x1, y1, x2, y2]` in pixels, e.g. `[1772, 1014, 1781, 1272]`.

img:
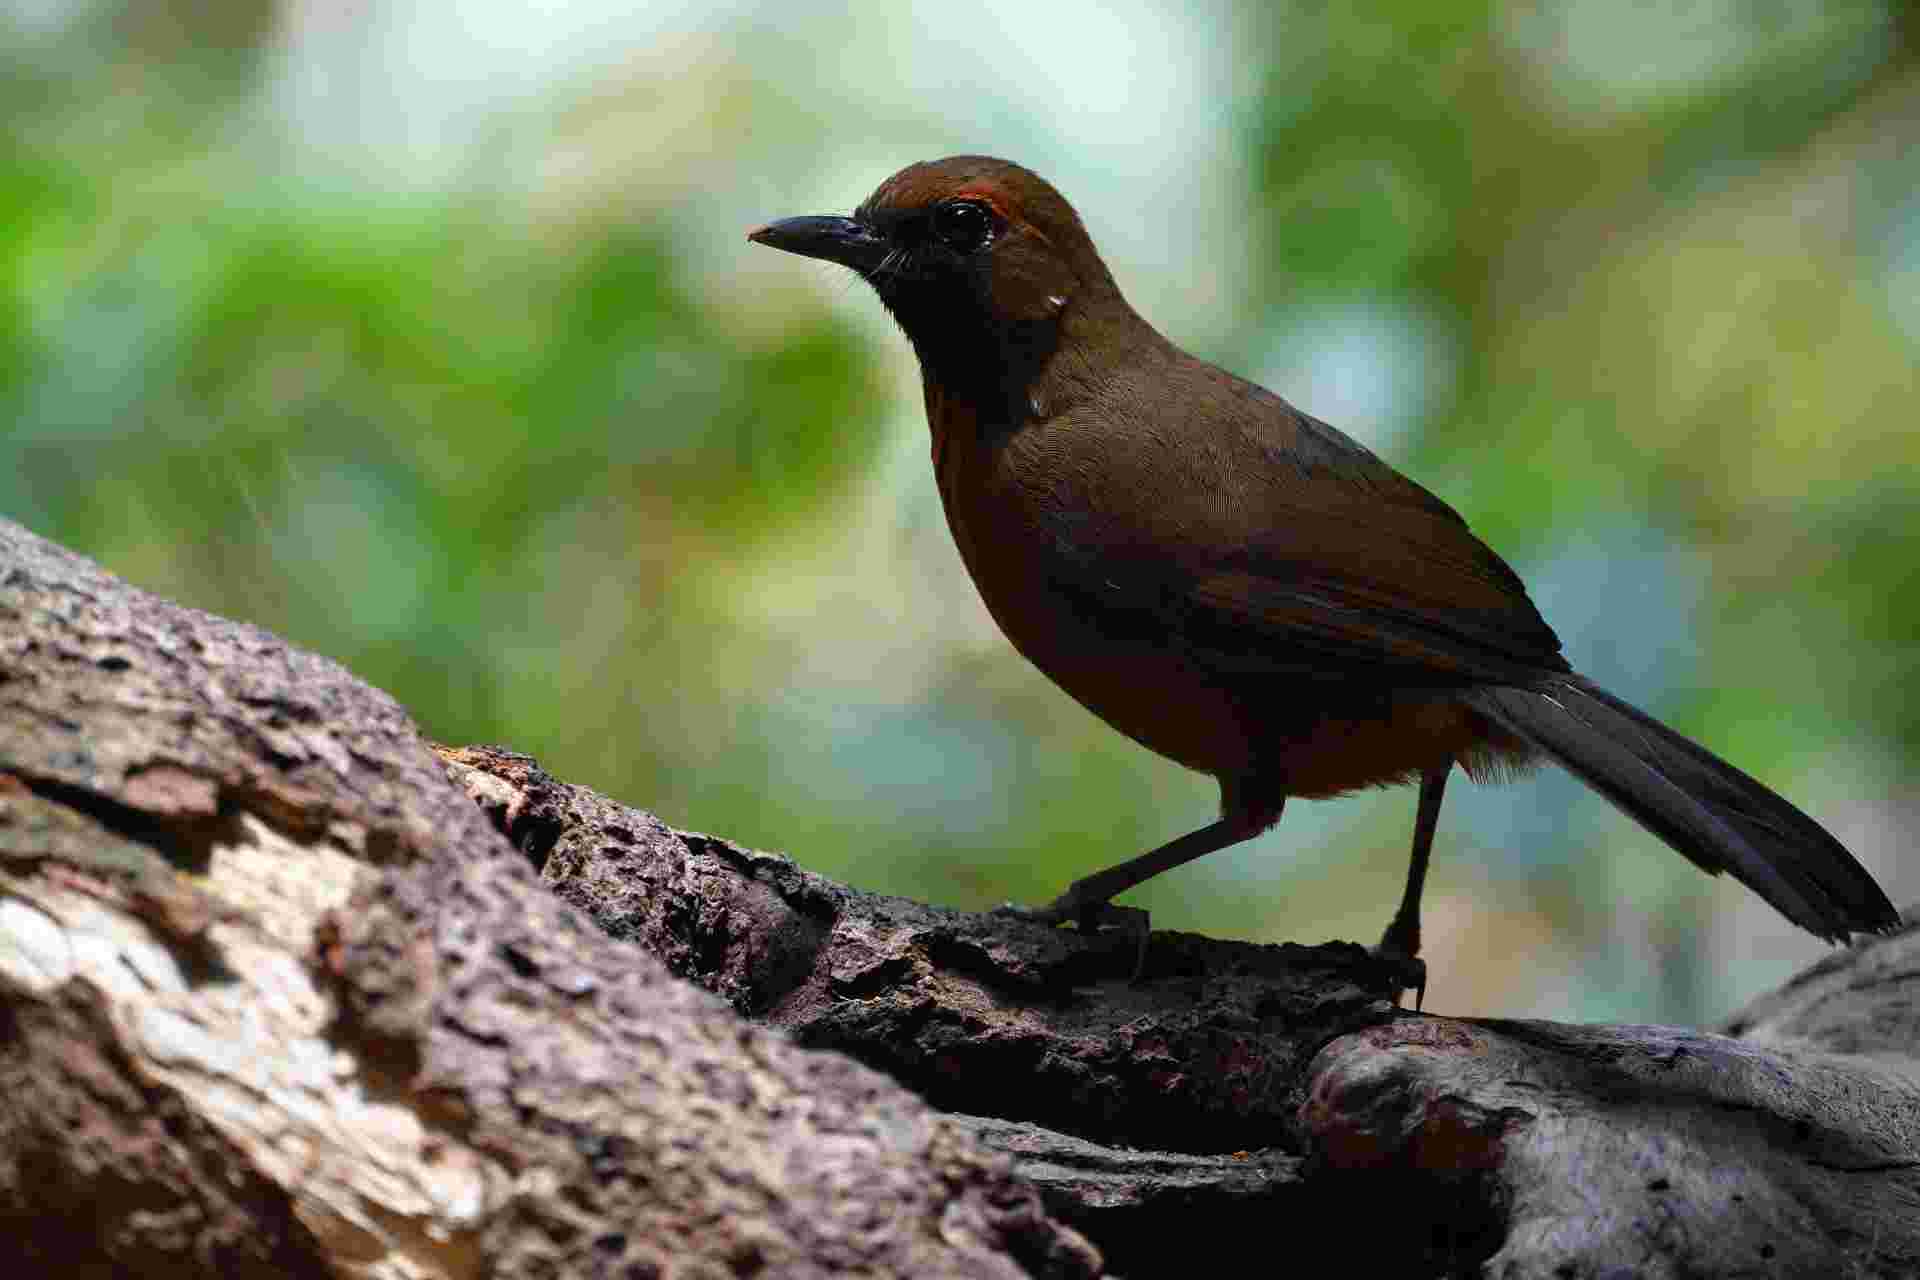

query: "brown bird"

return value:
[748, 155, 1898, 1002]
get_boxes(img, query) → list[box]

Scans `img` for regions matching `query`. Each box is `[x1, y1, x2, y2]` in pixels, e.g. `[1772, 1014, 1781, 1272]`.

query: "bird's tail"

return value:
[1463, 675, 1898, 942]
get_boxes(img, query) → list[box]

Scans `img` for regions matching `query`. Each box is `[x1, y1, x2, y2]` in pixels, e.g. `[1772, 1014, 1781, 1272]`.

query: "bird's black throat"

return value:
[880, 288, 1060, 431]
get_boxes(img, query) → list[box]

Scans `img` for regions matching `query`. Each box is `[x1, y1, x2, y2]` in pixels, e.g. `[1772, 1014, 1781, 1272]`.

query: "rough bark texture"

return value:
[2, 515, 1916, 1279]
[0, 520, 1098, 1279]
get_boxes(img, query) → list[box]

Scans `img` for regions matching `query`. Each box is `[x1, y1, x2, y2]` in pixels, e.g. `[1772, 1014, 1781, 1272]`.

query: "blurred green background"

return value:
[4, 0, 1914, 1023]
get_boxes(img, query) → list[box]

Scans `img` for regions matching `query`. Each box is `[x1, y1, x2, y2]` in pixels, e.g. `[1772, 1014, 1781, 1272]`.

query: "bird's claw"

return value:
[1369, 944, 1428, 1010]
[992, 900, 1071, 926]
[994, 898, 1152, 978]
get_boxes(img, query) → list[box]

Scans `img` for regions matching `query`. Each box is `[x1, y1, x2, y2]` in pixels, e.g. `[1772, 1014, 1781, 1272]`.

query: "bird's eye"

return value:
[931, 200, 992, 251]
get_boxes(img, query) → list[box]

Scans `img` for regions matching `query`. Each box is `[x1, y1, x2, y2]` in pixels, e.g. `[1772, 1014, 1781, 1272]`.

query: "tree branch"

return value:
[4, 516, 1915, 1278]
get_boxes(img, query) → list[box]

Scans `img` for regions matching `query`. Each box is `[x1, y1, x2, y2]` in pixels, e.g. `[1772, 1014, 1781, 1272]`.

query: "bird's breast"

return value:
[922, 386, 1499, 797]
[926, 390, 1263, 781]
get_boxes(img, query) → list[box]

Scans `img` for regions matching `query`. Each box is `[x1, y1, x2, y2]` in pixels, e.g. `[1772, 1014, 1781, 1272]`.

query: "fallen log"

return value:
[3, 517, 1914, 1277]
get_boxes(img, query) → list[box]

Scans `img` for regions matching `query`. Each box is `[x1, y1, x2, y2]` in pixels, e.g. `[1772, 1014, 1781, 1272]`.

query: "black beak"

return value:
[747, 216, 890, 275]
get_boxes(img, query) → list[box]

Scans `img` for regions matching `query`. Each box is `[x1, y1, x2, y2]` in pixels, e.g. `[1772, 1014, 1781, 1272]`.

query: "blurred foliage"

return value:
[2, 0, 1915, 1023]
[3, 0, 890, 775]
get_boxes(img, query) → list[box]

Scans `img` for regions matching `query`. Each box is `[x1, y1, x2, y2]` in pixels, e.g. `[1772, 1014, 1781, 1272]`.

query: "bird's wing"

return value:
[1030, 361, 1567, 687]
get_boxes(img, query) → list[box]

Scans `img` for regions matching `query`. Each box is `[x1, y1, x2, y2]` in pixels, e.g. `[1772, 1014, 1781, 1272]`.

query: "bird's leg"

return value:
[1375, 762, 1451, 1010]
[999, 787, 1281, 977]
[1025, 807, 1279, 925]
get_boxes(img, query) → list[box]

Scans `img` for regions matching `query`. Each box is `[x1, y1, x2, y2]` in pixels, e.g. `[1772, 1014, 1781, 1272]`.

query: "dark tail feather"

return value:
[1464, 675, 1898, 942]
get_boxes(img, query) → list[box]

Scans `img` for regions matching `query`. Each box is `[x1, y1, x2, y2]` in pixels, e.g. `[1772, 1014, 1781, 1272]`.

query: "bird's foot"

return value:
[993, 896, 1152, 977]
[991, 899, 1070, 927]
[1369, 942, 1427, 1011]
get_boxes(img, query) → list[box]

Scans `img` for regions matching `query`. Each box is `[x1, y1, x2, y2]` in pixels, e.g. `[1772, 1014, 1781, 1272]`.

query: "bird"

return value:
[747, 155, 1898, 1004]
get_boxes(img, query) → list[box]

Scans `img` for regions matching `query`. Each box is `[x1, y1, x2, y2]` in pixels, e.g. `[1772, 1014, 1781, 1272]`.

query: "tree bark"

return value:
[2, 516, 1915, 1278]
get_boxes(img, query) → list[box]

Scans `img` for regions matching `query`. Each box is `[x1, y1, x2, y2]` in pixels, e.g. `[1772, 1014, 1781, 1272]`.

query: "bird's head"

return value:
[750, 156, 1121, 405]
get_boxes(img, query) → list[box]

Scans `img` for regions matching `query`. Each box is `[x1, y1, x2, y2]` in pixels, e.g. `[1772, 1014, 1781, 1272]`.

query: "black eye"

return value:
[931, 200, 992, 251]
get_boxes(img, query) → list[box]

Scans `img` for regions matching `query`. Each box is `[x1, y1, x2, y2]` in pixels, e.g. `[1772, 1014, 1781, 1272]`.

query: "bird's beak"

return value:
[747, 216, 890, 275]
